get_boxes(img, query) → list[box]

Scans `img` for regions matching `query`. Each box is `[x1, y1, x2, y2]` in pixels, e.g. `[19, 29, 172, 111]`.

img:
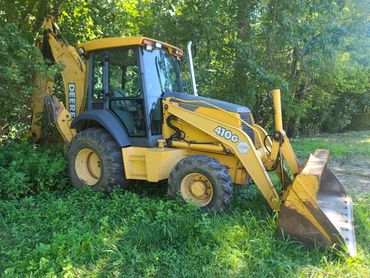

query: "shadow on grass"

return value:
[1, 185, 369, 277]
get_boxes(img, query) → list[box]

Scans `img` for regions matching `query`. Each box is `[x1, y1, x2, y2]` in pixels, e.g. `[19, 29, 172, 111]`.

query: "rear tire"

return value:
[168, 155, 233, 212]
[66, 128, 127, 192]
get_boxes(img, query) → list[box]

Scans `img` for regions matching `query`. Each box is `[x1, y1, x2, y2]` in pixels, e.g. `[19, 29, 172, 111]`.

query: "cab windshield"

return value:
[141, 48, 183, 94]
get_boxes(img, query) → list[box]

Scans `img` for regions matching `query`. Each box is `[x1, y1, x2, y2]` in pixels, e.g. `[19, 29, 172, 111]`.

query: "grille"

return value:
[239, 112, 254, 143]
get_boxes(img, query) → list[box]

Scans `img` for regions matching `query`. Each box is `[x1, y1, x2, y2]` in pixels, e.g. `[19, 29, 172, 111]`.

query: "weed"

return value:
[0, 133, 369, 277]
[0, 140, 68, 199]
[292, 131, 370, 159]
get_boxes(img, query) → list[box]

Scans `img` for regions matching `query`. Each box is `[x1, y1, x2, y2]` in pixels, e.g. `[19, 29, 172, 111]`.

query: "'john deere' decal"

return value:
[68, 83, 76, 118]
[214, 126, 239, 143]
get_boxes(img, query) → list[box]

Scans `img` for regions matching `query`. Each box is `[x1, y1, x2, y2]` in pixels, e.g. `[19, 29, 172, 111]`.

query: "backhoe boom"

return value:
[30, 16, 85, 142]
[28, 17, 356, 256]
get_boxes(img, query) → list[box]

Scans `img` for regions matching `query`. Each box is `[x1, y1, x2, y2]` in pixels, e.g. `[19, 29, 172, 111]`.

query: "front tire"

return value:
[168, 155, 233, 212]
[66, 128, 127, 192]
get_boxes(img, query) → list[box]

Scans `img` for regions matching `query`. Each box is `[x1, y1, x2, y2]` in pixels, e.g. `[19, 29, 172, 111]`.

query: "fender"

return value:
[71, 109, 132, 147]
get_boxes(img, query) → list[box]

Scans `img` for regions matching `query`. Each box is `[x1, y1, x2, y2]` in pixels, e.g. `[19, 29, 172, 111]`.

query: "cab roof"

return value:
[79, 36, 183, 57]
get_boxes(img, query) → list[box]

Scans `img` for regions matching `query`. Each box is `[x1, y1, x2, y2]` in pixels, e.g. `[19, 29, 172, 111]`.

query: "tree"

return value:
[0, 0, 369, 139]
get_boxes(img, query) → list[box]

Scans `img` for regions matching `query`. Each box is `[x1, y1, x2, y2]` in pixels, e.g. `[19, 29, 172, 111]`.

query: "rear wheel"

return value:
[67, 128, 127, 192]
[168, 155, 233, 212]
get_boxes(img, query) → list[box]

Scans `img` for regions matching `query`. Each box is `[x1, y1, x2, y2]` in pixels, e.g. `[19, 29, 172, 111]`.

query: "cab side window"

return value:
[108, 47, 145, 137]
[92, 52, 104, 102]
[109, 48, 141, 98]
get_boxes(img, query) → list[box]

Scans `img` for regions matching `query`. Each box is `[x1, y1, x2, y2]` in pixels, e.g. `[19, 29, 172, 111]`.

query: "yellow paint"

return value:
[235, 167, 248, 185]
[280, 135, 301, 174]
[122, 144, 248, 185]
[266, 89, 300, 173]
[79, 36, 183, 57]
[30, 74, 54, 140]
[265, 140, 280, 170]
[75, 148, 101, 185]
[33, 18, 345, 248]
[170, 141, 225, 153]
[122, 147, 188, 182]
[283, 175, 331, 241]
[281, 149, 336, 241]
[180, 173, 213, 207]
[31, 17, 84, 141]
[43, 17, 86, 117]
[272, 89, 283, 132]
[163, 97, 270, 151]
[163, 97, 280, 210]
[194, 151, 248, 185]
[253, 124, 271, 149]
[55, 101, 77, 142]
[162, 108, 221, 144]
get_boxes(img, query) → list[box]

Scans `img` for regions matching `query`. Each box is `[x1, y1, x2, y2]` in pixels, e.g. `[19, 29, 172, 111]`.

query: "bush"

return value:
[0, 141, 69, 199]
[0, 24, 49, 139]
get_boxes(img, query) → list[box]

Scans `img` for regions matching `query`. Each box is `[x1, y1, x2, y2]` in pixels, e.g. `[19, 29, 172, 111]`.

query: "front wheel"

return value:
[66, 128, 127, 192]
[168, 155, 233, 212]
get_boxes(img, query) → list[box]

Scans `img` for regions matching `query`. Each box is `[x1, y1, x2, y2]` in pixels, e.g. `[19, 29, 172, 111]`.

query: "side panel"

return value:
[122, 146, 248, 185]
[71, 110, 131, 147]
[122, 147, 188, 182]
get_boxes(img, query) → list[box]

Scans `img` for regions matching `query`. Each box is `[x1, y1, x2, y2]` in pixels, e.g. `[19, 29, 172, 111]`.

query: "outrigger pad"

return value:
[278, 150, 356, 256]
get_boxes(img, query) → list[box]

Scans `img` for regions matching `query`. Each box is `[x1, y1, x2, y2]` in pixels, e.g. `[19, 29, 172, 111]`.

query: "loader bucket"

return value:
[278, 149, 356, 256]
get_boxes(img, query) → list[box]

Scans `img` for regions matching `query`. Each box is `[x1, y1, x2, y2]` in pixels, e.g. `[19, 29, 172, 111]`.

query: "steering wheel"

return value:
[111, 88, 137, 112]
[112, 88, 126, 98]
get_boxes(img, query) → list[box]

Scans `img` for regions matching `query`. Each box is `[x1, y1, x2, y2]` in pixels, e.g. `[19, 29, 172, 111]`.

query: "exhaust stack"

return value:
[187, 41, 197, 96]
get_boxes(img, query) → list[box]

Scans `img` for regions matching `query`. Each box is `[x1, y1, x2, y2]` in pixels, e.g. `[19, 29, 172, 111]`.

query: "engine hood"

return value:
[163, 92, 251, 113]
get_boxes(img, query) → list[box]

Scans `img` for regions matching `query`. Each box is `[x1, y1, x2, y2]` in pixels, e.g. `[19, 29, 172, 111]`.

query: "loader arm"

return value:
[164, 97, 281, 210]
[164, 89, 356, 256]
[265, 89, 300, 174]
[30, 16, 85, 142]
[268, 92, 356, 256]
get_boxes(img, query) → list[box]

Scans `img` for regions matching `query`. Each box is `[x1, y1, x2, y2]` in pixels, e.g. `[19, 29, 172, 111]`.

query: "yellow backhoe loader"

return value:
[30, 17, 356, 256]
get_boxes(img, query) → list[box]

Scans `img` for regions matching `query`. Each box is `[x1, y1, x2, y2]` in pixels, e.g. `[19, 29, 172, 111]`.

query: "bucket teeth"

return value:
[278, 149, 356, 256]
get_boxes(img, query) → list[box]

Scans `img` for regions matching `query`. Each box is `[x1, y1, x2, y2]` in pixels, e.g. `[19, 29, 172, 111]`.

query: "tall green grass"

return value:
[0, 187, 369, 277]
[0, 141, 68, 199]
[0, 132, 369, 277]
[292, 131, 370, 158]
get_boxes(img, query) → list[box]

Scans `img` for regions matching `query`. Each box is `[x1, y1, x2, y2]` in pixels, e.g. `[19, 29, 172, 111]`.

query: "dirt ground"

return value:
[330, 156, 370, 196]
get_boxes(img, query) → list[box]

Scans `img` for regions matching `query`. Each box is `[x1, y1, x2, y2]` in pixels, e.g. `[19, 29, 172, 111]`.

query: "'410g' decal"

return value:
[214, 126, 239, 143]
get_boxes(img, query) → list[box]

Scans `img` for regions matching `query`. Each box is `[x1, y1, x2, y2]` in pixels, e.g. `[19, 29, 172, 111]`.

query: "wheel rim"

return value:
[180, 173, 213, 207]
[75, 148, 101, 185]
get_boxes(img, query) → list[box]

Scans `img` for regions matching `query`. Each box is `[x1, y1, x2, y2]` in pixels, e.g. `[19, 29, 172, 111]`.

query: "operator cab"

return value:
[81, 37, 185, 147]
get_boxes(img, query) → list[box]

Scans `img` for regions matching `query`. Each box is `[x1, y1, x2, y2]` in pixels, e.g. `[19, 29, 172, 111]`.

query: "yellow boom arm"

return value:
[30, 16, 85, 142]
[164, 97, 280, 210]
[164, 89, 355, 256]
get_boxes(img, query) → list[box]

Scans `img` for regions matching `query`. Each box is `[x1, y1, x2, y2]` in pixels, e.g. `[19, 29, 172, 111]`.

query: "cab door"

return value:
[89, 47, 147, 143]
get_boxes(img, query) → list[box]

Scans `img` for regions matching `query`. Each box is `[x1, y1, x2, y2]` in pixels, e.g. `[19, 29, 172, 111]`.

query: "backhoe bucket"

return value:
[278, 149, 356, 256]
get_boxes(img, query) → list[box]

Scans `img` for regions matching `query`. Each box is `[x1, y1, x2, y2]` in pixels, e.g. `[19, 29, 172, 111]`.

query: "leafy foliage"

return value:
[0, 0, 369, 138]
[0, 24, 47, 138]
[0, 141, 68, 199]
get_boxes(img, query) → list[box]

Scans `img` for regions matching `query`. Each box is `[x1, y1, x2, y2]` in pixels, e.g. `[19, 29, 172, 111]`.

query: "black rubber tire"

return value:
[168, 155, 233, 212]
[66, 128, 127, 192]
